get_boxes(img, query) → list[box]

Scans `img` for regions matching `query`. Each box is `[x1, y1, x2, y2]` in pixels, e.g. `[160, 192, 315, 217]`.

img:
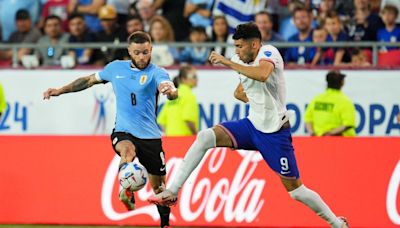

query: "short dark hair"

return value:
[16, 9, 30, 20]
[44, 15, 62, 25]
[128, 31, 152, 44]
[190, 26, 207, 34]
[126, 15, 143, 23]
[232, 22, 261, 40]
[68, 13, 85, 21]
[326, 11, 341, 22]
[382, 4, 399, 17]
[292, 6, 311, 17]
[255, 11, 272, 22]
[326, 70, 345, 89]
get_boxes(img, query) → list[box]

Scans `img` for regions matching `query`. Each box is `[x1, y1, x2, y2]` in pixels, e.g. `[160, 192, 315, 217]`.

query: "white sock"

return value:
[169, 128, 216, 194]
[289, 185, 343, 228]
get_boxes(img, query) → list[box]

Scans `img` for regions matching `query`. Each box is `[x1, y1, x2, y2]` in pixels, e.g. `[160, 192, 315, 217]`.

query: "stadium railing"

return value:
[0, 41, 400, 68]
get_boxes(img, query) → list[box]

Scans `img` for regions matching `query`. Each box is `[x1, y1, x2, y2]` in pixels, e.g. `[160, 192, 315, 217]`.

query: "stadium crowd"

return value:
[0, 0, 399, 67]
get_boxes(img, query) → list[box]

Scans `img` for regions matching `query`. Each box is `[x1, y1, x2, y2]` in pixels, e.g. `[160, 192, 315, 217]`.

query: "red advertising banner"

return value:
[0, 136, 399, 227]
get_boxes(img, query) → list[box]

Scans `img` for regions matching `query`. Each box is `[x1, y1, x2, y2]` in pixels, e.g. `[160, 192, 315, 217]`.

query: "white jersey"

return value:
[231, 44, 289, 133]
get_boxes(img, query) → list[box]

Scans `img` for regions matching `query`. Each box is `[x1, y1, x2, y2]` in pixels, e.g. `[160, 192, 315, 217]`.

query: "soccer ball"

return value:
[118, 162, 148, 191]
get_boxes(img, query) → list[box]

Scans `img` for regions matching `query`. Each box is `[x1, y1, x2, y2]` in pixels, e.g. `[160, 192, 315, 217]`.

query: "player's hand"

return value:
[158, 82, 176, 96]
[43, 88, 61, 100]
[209, 51, 228, 65]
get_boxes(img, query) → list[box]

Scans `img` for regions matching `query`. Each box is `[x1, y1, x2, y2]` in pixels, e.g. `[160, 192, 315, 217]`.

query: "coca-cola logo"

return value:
[387, 160, 400, 225]
[101, 147, 266, 223]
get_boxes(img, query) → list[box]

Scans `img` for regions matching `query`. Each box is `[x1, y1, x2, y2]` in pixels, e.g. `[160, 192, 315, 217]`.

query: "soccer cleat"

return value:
[147, 189, 178, 207]
[338, 216, 349, 228]
[119, 188, 135, 210]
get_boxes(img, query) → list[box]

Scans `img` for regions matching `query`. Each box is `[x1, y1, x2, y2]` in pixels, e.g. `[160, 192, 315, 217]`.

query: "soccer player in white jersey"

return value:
[43, 31, 177, 228]
[148, 23, 349, 228]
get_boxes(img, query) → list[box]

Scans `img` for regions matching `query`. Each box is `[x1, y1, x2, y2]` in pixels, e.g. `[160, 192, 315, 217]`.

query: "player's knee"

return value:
[196, 128, 216, 149]
[120, 146, 136, 160]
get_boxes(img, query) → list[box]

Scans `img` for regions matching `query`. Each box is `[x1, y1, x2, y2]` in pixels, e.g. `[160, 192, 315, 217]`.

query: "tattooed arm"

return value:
[43, 74, 102, 100]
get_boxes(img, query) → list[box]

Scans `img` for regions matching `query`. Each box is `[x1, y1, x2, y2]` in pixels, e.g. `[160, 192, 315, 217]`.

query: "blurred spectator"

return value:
[381, 0, 400, 23]
[115, 15, 144, 60]
[279, 0, 306, 40]
[128, 1, 139, 16]
[335, 0, 354, 18]
[377, 4, 400, 52]
[264, 0, 283, 32]
[350, 48, 371, 66]
[38, 0, 70, 32]
[184, 0, 214, 31]
[68, 0, 105, 32]
[315, 0, 336, 26]
[255, 11, 285, 42]
[0, 81, 6, 119]
[213, 0, 267, 33]
[157, 65, 199, 136]
[137, 0, 156, 31]
[67, 13, 97, 65]
[126, 15, 144, 35]
[36, 15, 69, 66]
[95, 5, 125, 64]
[179, 26, 210, 65]
[149, 15, 177, 66]
[311, 26, 328, 65]
[0, 0, 40, 42]
[305, 70, 356, 137]
[0, 9, 41, 63]
[210, 15, 235, 59]
[152, 0, 190, 41]
[324, 12, 349, 65]
[285, 7, 316, 65]
[107, 0, 137, 26]
[347, 0, 384, 41]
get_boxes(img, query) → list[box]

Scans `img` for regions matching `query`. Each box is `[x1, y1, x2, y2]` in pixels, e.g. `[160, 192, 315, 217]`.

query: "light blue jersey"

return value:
[96, 60, 171, 139]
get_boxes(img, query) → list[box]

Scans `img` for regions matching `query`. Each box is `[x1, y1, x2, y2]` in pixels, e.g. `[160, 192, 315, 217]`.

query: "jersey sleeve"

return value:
[155, 67, 172, 86]
[257, 45, 280, 68]
[95, 61, 116, 82]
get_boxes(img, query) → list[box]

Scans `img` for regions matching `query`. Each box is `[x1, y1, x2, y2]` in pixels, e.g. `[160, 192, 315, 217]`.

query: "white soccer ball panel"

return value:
[118, 162, 148, 191]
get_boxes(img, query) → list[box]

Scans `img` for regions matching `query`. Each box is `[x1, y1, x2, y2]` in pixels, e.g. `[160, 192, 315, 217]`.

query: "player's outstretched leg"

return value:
[282, 178, 349, 228]
[114, 139, 137, 210]
[148, 128, 218, 206]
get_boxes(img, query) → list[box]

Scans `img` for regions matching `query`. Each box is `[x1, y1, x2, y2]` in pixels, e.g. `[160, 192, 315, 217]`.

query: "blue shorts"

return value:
[219, 118, 300, 179]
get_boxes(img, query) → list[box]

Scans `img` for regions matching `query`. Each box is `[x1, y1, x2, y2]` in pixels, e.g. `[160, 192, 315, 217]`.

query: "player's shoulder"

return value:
[149, 63, 169, 75]
[260, 44, 280, 55]
[105, 60, 130, 68]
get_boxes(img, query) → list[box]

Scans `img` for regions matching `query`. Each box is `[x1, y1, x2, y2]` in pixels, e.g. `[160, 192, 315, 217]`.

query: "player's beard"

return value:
[131, 57, 151, 70]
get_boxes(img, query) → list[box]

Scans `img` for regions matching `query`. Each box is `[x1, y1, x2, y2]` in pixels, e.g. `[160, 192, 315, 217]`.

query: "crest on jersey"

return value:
[140, 75, 147, 85]
[264, 51, 272, 57]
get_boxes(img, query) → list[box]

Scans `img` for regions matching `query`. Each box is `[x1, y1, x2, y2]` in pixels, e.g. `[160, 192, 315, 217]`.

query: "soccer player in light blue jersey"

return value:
[44, 31, 178, 228]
